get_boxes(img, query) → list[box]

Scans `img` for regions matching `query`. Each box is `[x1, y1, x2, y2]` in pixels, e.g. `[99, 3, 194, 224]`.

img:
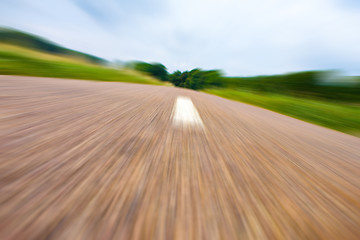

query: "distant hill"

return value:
[0, 27, 106, 64]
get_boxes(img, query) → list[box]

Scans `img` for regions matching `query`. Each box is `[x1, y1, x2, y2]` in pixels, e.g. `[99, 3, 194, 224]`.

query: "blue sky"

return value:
[1, 0, 360, 76]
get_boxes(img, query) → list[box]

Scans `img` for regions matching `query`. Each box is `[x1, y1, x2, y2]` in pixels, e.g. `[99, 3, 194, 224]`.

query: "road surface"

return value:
[0, 76, 359, 239]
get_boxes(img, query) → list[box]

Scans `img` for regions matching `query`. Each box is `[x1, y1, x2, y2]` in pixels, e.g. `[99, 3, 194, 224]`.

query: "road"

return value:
[0, 76, 359, 239]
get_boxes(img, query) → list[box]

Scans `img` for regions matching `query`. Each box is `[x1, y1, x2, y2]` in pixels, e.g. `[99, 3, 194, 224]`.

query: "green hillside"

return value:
[0, 27, 106, 64]
[0, 28, 163, 85]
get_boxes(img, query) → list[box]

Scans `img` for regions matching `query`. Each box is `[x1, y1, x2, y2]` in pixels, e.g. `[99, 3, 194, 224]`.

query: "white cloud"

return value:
[1, 0, 360, 75]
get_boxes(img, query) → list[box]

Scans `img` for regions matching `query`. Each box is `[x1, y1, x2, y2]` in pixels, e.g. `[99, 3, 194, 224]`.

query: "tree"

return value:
[169, 70, 182, 86]
[128, 61, 169, 81]
[149, 63, 168, 81]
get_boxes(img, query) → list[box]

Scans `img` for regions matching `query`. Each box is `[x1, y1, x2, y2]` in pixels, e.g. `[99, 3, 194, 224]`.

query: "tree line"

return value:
[127, 61, 360, 102]
[126, 61, 223, 90]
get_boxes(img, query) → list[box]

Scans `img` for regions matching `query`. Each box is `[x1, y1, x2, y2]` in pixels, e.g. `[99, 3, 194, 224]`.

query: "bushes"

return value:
[127, 61, 224, 90]
[169, 69, 223, 90]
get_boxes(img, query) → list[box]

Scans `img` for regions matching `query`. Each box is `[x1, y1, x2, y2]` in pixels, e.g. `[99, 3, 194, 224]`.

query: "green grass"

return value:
[205, 88, 360, 136]
[0, 43, 164, 85]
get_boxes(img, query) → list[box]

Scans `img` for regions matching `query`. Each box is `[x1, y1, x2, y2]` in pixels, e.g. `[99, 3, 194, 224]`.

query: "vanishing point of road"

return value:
[0, 76, 359, 239]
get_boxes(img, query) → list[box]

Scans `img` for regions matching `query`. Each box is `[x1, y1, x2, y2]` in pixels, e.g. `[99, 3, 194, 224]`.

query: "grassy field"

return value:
[0, 43, 164, 85]
[205, 88, 360, 135]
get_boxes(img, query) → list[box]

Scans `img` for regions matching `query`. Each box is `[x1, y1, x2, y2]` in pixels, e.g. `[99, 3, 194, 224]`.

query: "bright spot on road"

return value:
[172, 96, 204, 128]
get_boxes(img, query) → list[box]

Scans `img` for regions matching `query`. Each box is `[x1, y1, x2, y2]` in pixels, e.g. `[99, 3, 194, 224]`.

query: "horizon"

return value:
[1, 0, 360, 76]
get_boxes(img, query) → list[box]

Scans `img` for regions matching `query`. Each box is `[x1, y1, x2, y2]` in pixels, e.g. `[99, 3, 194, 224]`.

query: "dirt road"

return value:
[0, 76, 359, 239]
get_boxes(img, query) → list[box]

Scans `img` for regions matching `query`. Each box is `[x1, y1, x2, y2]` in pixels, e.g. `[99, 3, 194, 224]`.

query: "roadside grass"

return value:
[204, 88, 360, 135]
[0, 43, 164, 85]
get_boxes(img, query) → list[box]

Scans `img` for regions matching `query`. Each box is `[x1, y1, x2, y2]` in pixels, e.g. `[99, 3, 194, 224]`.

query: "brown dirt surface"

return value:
[0, 76, 359, 239]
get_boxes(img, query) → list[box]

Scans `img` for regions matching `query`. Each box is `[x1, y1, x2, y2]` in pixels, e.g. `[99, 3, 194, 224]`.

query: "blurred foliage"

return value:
[222, 71, 360, 102]
[0, 27, 106, 64]
[169, 69, 360, 102]
[126, 61, 169, 81]
[169, 69, 223, 90]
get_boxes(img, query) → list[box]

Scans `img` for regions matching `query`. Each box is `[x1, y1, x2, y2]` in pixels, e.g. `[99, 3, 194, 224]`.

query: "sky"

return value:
[1, 0, 360, 76]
